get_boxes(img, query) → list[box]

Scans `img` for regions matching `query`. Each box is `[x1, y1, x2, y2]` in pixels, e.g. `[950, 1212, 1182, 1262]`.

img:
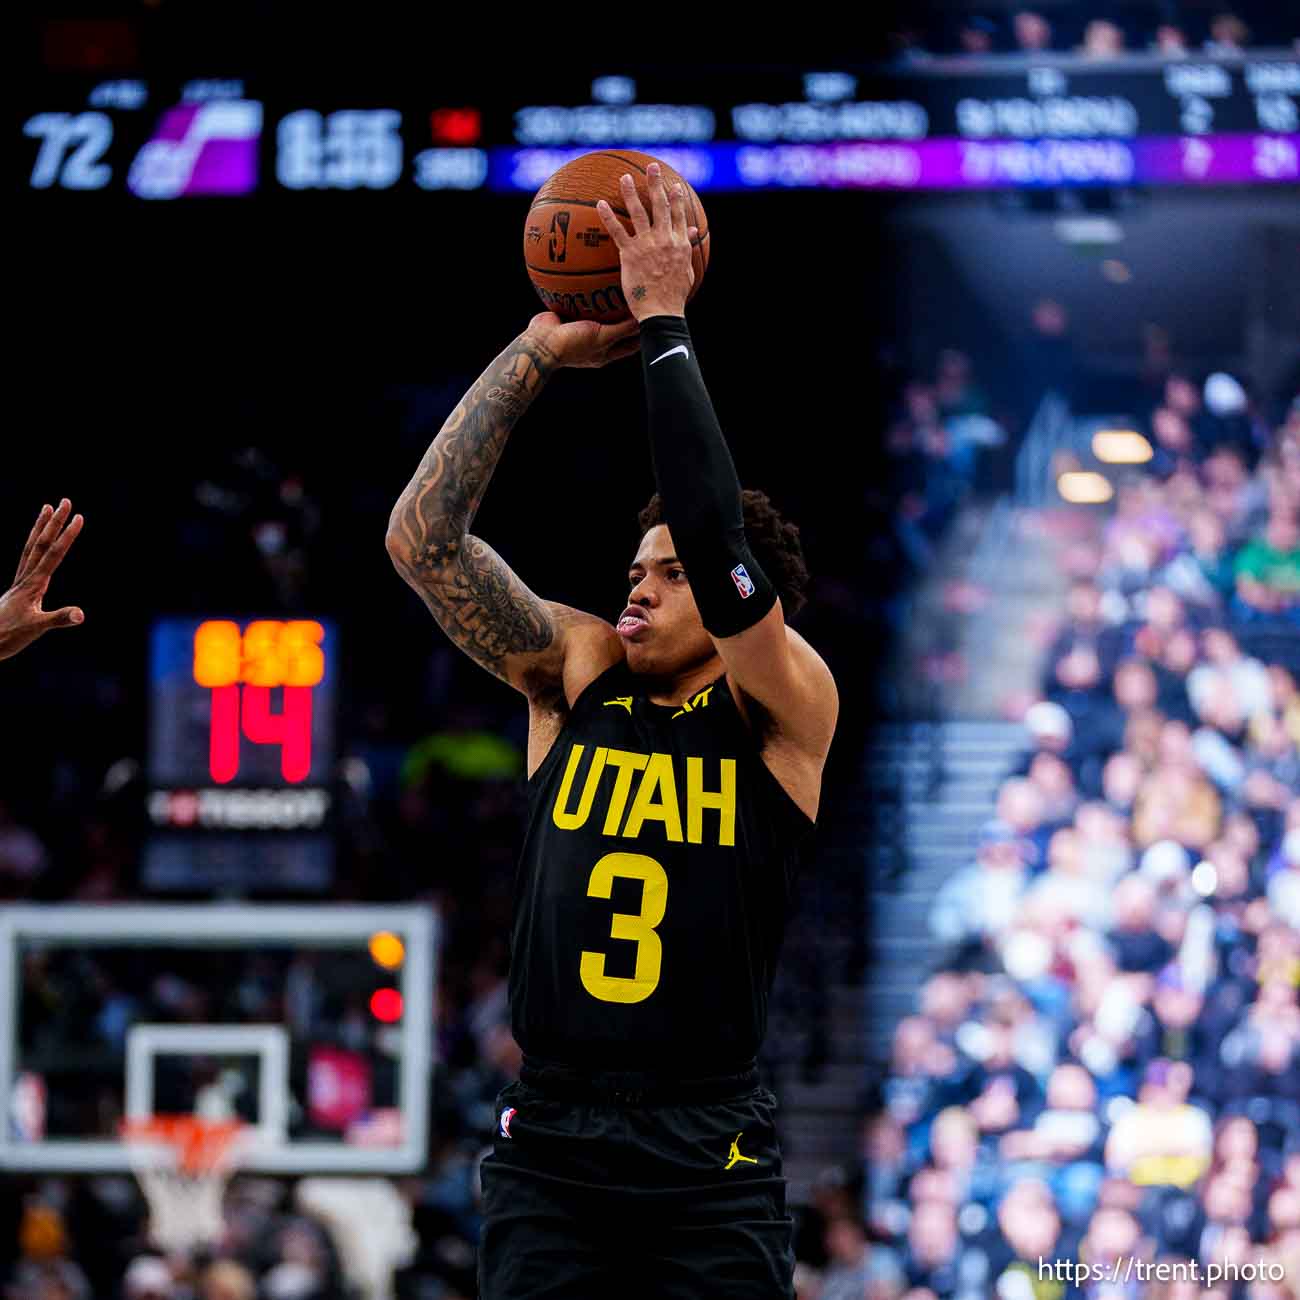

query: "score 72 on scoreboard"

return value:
[146, 617, 338, 852]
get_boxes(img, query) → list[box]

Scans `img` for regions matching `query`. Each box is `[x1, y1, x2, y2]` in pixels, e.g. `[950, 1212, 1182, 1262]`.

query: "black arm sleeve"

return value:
[639, 315, 777, 638]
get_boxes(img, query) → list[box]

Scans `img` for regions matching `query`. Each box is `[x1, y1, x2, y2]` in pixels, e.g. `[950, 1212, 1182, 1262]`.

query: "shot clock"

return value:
[144, 617, 339, 893]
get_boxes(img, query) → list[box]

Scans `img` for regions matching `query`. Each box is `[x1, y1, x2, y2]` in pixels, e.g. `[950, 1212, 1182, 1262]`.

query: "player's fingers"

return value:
[669, 183, 689, 242]
[25, 500, 70, 573]
[33, 512, 82, 579]
[14, 504, 53, 582]
[594, 200, 630, 249]
[646, 162, 671, 230]
[41, 606, 84, 630]
[687, 225, 700, 246]
[619, 173, 650, 235]
[37, 499, 71, 546]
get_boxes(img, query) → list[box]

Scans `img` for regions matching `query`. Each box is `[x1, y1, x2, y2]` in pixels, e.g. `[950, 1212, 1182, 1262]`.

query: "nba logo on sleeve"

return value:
[499, 1106, 517, 1138]
[730, 564, 756, 599]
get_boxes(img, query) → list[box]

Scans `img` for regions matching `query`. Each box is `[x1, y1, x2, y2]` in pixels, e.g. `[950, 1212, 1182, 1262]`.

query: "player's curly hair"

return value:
[637, 489, 810, 619]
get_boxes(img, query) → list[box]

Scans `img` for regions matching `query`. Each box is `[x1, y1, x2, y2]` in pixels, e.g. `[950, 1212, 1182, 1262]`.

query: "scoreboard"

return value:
[144, 617, 338, 893]
[19, 60, 1300, 197]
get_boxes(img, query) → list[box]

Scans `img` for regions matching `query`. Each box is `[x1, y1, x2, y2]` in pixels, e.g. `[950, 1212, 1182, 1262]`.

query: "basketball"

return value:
[523, 150, 711, 324]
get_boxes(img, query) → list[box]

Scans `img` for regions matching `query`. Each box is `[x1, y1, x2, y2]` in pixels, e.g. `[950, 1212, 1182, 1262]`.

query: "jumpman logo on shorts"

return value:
[724, 1132, 759, 1170]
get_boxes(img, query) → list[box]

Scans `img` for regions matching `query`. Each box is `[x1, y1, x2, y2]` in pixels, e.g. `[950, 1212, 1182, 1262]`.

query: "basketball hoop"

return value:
[120, 1115, 248, 1254]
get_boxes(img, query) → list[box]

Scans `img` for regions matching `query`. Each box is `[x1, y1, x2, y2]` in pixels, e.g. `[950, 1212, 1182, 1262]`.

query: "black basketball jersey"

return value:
[509, 659, 814, 1074]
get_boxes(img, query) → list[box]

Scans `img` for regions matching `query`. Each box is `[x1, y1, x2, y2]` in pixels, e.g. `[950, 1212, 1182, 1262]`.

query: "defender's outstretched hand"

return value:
[0, 500, 84, 663]
[595, 162, 699, 323]
[524, 312, 642, 369]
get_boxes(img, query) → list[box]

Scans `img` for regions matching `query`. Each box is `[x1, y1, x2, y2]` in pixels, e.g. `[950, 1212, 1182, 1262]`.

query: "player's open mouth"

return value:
[617, 607, 650, 637]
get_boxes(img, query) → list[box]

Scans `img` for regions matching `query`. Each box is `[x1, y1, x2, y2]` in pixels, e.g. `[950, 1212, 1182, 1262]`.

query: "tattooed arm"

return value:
[385, 313, 637, 703]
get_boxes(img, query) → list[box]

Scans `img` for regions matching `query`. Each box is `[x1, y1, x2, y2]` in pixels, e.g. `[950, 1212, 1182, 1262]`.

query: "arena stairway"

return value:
[861, 718, 1028, 1065]
[859, 499, 1066, 1083]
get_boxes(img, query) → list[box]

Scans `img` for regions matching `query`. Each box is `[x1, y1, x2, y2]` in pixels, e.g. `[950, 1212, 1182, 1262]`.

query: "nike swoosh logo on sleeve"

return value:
[650, 345, 689, 366]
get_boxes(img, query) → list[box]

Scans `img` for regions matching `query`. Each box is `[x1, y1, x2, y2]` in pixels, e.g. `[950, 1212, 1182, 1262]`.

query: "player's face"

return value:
[618, 525, 715, 675]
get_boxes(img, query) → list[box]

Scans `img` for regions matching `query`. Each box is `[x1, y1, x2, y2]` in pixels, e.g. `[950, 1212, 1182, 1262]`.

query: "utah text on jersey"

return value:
[550, 742, 736, 847]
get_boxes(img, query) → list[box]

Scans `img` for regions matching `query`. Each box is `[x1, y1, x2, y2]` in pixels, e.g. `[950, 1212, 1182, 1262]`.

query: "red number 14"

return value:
[209, 684, 313, 784]
[194, 621, 323, 785]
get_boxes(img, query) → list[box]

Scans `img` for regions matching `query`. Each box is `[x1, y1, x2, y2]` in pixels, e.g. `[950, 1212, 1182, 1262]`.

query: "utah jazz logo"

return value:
[673, 685, 715, 720]
[603, 697, 633, 714]
[548, 211, 570, 263]
[725, 1133, 758, 1170]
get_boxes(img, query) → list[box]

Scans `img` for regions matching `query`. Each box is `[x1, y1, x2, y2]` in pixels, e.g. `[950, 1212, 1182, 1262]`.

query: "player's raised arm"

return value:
[385, 315, 638, 697]
[596, 165, 837, 750]
[0, 500, 84, 663]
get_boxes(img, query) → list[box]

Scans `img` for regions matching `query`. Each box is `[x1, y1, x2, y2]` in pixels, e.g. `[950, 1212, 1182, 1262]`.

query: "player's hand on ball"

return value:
[524, 312, 642, 369]
[596, 162, 698, 323]
[0, 500, 84, 663]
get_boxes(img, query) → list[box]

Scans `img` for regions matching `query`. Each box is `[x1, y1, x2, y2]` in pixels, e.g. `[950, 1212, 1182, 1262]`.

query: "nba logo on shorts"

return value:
[731, 564, 755, 598]
[499, 1106, 517, 1139]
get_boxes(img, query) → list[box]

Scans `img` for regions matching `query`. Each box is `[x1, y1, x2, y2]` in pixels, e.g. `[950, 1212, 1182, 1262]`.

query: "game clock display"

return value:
[144, 617, 338, 893]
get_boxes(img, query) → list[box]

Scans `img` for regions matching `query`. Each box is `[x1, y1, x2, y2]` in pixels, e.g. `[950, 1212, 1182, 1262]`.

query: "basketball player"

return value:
[386, 162, 837, 1298]
[0, 500, 84, 662]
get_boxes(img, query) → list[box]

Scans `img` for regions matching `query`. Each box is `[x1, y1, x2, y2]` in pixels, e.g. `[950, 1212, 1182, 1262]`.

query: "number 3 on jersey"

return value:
[580, 852, 668, 1004]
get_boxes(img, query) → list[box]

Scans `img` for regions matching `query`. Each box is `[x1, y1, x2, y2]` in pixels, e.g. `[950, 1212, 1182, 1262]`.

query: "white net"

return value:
[123, 1117, 249, 1255]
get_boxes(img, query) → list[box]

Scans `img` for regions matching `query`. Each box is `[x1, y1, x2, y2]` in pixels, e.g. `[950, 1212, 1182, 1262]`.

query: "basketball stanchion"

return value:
[120, 1115, 250, 1254]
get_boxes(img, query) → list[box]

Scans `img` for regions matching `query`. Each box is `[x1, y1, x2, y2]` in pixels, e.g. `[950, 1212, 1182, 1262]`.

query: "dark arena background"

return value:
[6, 7, 1300, 1299]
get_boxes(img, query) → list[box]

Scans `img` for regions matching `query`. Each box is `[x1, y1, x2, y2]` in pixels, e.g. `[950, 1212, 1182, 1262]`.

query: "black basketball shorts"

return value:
[477, 1071, 794, 1299]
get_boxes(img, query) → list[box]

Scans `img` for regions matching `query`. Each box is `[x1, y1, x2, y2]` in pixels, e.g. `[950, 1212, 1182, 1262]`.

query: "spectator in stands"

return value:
[1109, 873, 1176, 972]
[1218, 980, 1300, 1106]
[818, 1218, 870, 1300]
[1000, 1063, 1105, 1166]
[1103, 750, 1144, 816]
[1131, 963, 1213, 1076]
[930, 816, 1029, 951]
[1076, 1206, 1146, 1296]
[882, 1017, 955, 1126]
[200, 1260, 257, 1300]
[1081, 18, 1125, 57]
[950, 1014, 1046, 1140]
[0, 798, 49, 900]
[899, 1197, 964, 1295]
[1266, 826, 1300, 928]
[996, 776, 1048, 857]
[934, 348, 988, 421]
[1150, 407, 1198, 479]
[1012, 10, 1052, 53]
[1166, 509, 1236, 608]
[1203, 444, 1263, 540]
[122, 1257, 172, 1300]
[1105, 1060, 1212, 1189]
[1026, 827, 1110, 929]
[1154, 23, 1191, 56]
[887, 25, 933, 65]
[1021, 297, 1077, 415]
[957, 14, 998, 55]
[1206, 12, 1251, 53]
[919, 970, 976, 1042]
[924, 1106, 981, 1201]
[1028, 752, 1079, 826]
[1132, 735, 1222, 851]
[1075, 800, 1133, 881]
[984, 1178, 1081, 1293]
[1163, 373, 1219, 455]
[1234, 509, 1300, 621]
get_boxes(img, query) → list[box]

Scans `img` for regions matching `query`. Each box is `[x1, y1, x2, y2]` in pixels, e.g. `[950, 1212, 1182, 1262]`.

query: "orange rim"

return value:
[120, 1116, 245, 1175]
